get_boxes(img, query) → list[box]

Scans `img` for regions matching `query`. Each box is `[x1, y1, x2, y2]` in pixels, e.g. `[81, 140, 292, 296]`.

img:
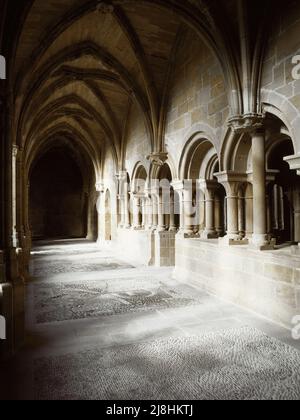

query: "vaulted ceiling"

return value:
[1, 0, 277, 173]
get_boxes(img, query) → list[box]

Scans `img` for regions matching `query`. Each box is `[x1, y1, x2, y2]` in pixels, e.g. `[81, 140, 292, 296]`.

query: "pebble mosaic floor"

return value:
[2, 240, 299, 401]
[34, 326, 300, 400]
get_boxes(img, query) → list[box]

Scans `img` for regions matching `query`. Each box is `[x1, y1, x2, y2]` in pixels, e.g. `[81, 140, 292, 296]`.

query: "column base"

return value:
[201, 230, 218, 239]
[132, 226, 144, 231]
[168, 227, 178, 233]
[157, 227, 167, 233]
[249, 234, 275, 250]
[219, 235, 249, 246]
[177, 230, 199, 239]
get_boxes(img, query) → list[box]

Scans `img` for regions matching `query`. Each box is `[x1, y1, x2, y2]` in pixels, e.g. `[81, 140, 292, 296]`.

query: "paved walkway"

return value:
[1, 240, 300, 400]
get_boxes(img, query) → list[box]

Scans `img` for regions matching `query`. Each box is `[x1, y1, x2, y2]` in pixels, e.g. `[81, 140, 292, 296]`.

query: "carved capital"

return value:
[95, 182, 104, 193]
[147, 152, 168, 167]
[228, 113, 265, 135]
[96, 1, 114, 14]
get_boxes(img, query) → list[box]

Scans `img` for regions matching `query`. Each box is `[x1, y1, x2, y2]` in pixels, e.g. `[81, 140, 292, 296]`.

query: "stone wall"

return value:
[165, 28, 229, 168]
[261, 1, 300, 151]
[174, 238, 300, 328]
[116, 228, 154, 266]
[125, 102, 151, 180]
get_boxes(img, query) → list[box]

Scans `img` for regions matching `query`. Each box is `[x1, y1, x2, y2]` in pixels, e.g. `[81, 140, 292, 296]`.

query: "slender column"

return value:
[294, 187, 300, 242]
[245, 192, 253, 238]
[157, 191, 166, 232]
[251, 128, 269, 247]
[169, 192, 177, 232]
[12, 145, 19, 248]
[238, 189, 245, 238]
[215, 172, 247, 245]
[144, 191, 153, 230]
[172, 181, 194, 236]
[124, 188, 131, 228]
[171, 181, 184, 233]
[151, 193, 158, 230]
[119, 195, 125, 228]
[199, 180, 218, 239]
[131, 194, 142, 230]
[215, 194, 223, 237]
[183, 181, 195, 235]
[141, 197, 146, 229]
[226, 191, 239, 239]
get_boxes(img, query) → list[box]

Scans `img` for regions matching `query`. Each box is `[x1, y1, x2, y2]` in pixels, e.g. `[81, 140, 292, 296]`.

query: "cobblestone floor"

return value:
[1, 239, 300, 400]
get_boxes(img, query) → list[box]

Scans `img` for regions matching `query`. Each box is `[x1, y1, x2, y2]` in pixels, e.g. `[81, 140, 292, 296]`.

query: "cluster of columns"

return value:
[115, 117, 276, 249]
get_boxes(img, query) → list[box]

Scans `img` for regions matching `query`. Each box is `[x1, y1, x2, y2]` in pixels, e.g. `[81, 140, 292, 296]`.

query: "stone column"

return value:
[199, 180, 218, 239]
[251, 128, 270, 248]
[157, 190, 167, 232]
[151, 193, 158, 230]
[169, 191, 177, 232]
[96, 183, 104, 242]
[293, 188, 300, 243]
[144, 190, 153, 230]
[245, 186, 253, 239]
[238, 188, 245, 238]
[131, 193, 143, 230]
[12, 145, 19, 248]
[215, 194, 223, 237]
[183, 181, 195, 235]
[215, 172, 248, 245]
[124, 187, 131, 229]
[172, 181, 194, 236]
[141, 197, 146, 229]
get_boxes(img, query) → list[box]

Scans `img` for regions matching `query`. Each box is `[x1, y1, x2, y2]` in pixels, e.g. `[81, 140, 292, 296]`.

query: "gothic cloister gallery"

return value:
[1, 0, 300, 401]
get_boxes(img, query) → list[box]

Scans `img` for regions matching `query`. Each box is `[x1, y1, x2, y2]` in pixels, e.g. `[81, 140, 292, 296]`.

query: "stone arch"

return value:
[179, 131, 219, 181]
[262, 91, 300, 153]
[131, 162, 148, 194]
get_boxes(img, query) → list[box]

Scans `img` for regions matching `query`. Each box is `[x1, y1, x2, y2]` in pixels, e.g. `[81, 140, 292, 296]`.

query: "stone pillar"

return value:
[151, 193, 158, 230]
[157, 191, 167, 232]
[245, 187, 253, 239]
[131, 194, 143, 230]
[141, 197, 146, 229]
[251, 128, 270, 249]
[172, 180, 194, 236]
[12, 145, 19, 248]
[294, 188, 300, 243]
[144, 191, 153, 230]
[215, 172, 248, 245]
[169, 192, 177, 232]
[124, 188, 131, 229]
[238, 188, 245, 238]
[183, 181, 195, 235]
[215, 194, 223, 237]
[199, 180, 218, 239]
[95, 183, 104, 242]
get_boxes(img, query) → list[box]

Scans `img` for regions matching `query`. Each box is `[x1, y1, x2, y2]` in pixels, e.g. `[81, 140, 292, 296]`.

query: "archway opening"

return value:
[267, 138, 298, 245]
[29, 147, 87, 240]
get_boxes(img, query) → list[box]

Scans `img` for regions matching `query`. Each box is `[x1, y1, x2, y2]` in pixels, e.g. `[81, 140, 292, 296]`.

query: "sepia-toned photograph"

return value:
[1, 0, 300, 403]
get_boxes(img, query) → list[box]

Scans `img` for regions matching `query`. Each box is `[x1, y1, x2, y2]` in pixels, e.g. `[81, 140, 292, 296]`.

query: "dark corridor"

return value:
[29, 147, 87, 240]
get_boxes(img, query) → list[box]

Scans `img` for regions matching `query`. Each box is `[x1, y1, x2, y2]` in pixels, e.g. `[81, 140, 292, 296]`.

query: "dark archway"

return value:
[268, 139, 298, 245]
[29, 147, 87, 240]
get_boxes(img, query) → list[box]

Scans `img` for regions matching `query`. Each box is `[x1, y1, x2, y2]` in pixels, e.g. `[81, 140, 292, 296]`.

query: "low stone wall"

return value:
[116, 228, 154, 266]
[174, 238, 300, 328]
